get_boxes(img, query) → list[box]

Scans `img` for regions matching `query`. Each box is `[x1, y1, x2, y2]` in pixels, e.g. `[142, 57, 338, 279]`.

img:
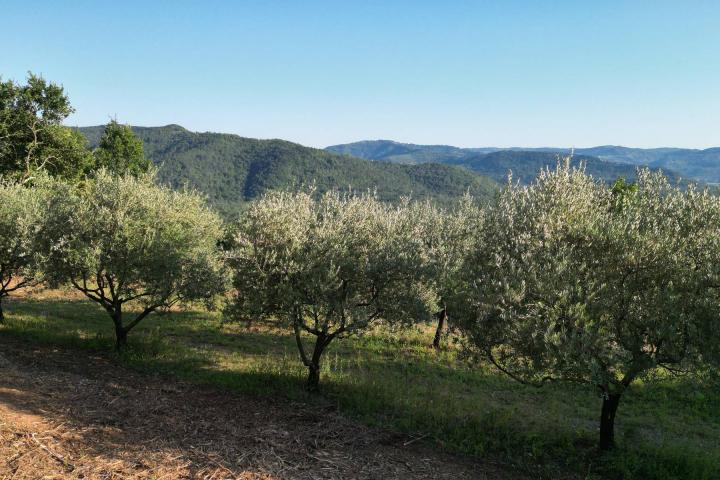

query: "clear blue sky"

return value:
[2, 1, 719, 148]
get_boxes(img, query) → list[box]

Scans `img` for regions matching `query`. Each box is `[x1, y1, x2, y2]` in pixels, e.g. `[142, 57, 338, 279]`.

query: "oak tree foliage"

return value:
[94, 120, 151, 176]
[0, 73, 92, 182]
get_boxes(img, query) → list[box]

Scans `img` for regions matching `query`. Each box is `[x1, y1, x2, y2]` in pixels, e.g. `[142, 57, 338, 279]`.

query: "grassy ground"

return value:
[2, 292, 719, 479]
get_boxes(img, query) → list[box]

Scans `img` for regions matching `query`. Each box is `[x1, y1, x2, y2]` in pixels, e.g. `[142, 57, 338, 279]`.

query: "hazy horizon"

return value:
[4, 1, 719, 149]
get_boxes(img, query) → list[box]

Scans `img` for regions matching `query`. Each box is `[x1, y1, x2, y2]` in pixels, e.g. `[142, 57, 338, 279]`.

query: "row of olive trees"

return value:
[2, 147, 718, 451]
[226, 163, 720, 451]
[0, 171, 229, 348]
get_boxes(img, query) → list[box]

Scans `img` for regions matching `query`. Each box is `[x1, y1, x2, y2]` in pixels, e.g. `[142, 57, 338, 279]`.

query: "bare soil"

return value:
[0, 336, 526, 479]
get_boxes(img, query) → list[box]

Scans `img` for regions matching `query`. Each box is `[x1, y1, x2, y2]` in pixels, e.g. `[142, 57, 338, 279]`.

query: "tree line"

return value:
[2, 73, 719, 453]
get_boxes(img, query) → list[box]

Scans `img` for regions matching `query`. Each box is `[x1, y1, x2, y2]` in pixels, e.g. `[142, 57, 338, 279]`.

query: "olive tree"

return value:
[456, 162, 720, 450]
[38, 171, 229, 348]
[227, 190, 435, 391]
[0, 181, 43, 322]
[411, 196, 484, 348]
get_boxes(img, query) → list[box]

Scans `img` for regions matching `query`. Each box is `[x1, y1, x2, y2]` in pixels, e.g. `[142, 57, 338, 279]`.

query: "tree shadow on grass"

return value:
[5, 297, 295, 357]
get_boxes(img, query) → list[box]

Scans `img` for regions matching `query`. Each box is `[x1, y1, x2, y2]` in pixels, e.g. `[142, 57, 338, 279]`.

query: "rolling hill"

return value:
[78, 125, 498, 216]
[571, 146, 720, 182]
[326, 140, 715, 183]
[326, 140, 497, 165]
[446, 151, 656, 184]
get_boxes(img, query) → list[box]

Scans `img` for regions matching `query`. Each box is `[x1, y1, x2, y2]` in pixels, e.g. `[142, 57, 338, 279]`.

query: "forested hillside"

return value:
[327, 140, 715, 183]
[326, 140, 497, 165]
[447, 150, 655, 184]
[527, 146, 720, 182]
[327, 141, 669, 184]
[79, 125, 498, 216]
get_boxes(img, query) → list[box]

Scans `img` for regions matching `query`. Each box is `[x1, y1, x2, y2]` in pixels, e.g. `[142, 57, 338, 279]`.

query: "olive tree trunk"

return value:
[599, 393, 622, 450]
[294, 321, 335, 392]
[306, 333, 330, 392]
[432, 308, 447, 349]
[0, 297, 4, 324]
[112, 310, 128, 350]
[101, 301, 157, 350]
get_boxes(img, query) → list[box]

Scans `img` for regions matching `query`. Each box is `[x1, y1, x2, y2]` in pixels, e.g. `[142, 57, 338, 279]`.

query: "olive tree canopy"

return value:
[456, 162, 720, 450]
[0, 180, 43, 322]
[39, 171, 229, 348]
[228, 190, 435, 390]
[411, 196, 484, 348]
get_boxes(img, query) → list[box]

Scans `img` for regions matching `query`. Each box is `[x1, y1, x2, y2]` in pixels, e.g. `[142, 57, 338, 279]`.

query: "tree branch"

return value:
[124, 304, 160, 333]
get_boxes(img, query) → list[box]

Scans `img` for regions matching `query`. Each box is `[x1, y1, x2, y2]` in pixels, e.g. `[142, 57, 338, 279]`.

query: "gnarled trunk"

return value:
[293, 318, 337, 392]
[114, 324, 128, 350]
[0, 297, 4, 324]
[432, 308, 447, 349]
[112, 307, 127, 350]
[599, 393, 621, 450]
[306, 333, 328, 392]
[307, 363, 321, 391]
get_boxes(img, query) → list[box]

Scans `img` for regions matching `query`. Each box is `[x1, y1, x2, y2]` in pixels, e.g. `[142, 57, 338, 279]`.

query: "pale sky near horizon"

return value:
[2, 1, 719, 149]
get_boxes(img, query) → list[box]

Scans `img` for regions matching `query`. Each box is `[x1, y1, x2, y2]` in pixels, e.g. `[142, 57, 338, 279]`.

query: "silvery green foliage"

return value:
[409, 196, 484, 347]
[412, 195, 484, 308]
[38, 171, 229, 341]
[0, 180, 43, 306]
[457, 161, 720, 394]
[228, 190, 435, 387]
[668, 179, 720, 366]
[230, 190, 436, 331]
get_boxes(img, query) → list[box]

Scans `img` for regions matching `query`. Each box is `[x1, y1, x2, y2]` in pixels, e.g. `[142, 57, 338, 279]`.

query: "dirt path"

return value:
[0, 336, 526, 479]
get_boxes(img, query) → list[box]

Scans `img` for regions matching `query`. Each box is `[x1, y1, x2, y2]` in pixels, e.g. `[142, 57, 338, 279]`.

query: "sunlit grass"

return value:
[2, 294, 719, 479]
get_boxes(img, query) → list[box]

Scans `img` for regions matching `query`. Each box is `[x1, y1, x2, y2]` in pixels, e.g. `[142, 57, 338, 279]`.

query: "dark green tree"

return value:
[0, 73, 93, 182]
[94, 120, 151, 176]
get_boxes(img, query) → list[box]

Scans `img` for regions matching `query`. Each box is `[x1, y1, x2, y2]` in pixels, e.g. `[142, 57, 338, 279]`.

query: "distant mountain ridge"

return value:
[326, 140, 497, 165]
[75, 126, 709, 220]
[445, 151, 661, 185]
[327, 140, 716, 182]
[324, 140, 494, 163]
[77, 125, 498, 216]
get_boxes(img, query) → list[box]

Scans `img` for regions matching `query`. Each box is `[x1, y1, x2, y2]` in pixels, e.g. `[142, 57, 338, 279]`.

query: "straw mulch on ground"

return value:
[0, 336, 524, 479]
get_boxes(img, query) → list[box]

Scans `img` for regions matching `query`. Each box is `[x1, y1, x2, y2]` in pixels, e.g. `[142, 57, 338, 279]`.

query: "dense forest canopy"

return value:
[327, 140, 720, 183]
[445, 150, 674, 184]
[77, 125, 499, 216]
